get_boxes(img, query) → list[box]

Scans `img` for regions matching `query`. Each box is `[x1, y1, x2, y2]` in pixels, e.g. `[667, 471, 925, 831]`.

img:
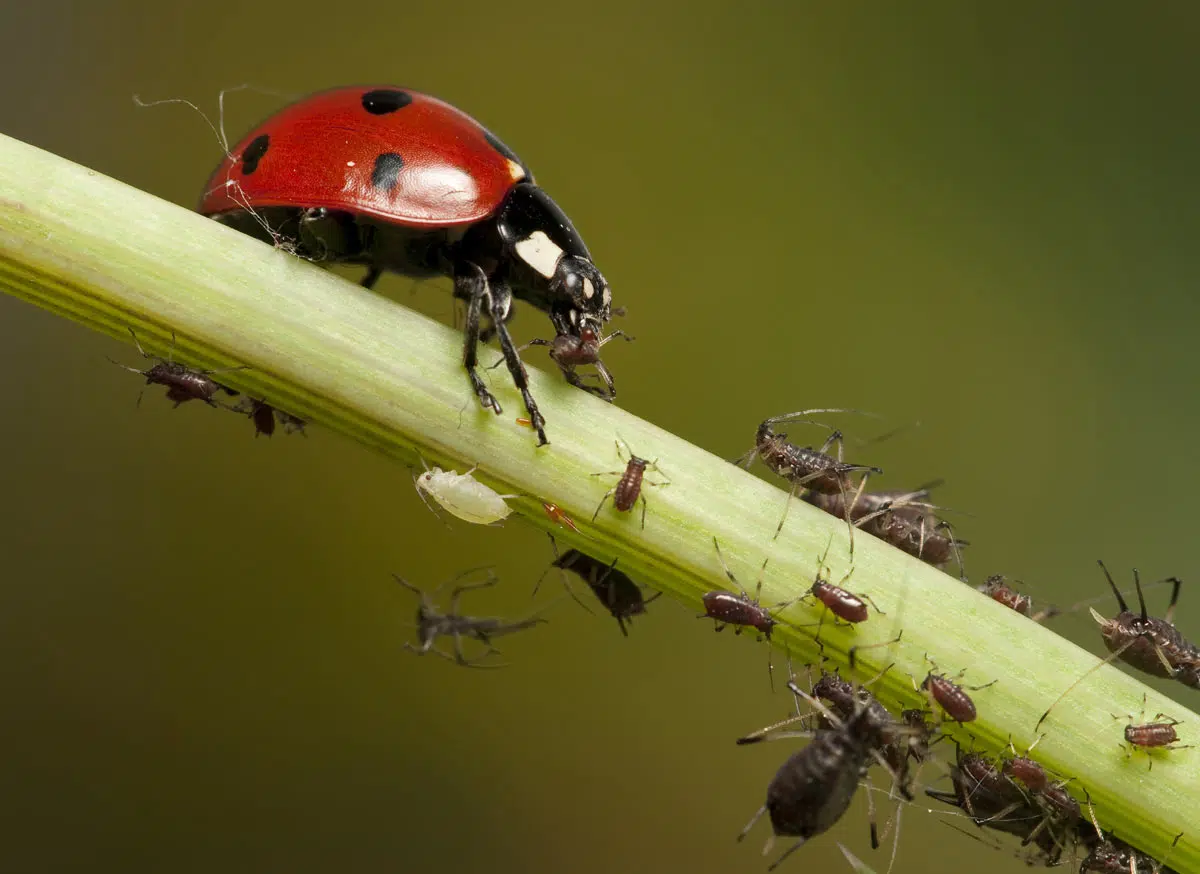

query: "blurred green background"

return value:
[2, 3, 1199, 872]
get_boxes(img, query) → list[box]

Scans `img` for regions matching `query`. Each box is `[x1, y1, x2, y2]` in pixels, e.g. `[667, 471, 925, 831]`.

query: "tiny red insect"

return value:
[199, 86, 619, 446]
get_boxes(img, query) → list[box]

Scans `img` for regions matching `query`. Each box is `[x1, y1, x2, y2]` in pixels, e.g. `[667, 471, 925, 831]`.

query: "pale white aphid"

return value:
[414, 464, 519, 525]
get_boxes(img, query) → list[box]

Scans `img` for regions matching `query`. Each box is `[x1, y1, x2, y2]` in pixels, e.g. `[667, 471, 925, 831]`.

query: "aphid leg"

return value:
[589, 487, 617, 522]
[535, 535, 596, 614]
[360, 265, 383, 289]
[766, 836, 808, 871]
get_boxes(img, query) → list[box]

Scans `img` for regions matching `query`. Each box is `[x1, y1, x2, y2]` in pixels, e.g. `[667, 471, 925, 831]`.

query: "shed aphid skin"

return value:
[394, 569, 548, 668]
[590, 437, 670, 529]
[802, 479, 943, 526]
[704, 537, 796, 686]
[413, 462, 519, 525]
[547, 544, 660, 636]
[737, 408, 883, 552]
[736, 681, 909, 870]
[918, 659, 996, 724]
[978, 574, 1059, 622]
[1112, 693, 1193, 768]
[1036, 561, 1199, 732]
[108, 328, 245, 408]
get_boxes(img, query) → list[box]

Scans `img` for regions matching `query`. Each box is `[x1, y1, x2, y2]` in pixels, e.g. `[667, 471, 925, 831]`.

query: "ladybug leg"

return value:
[487, 281, 549, 446]
[360, 266, 383, 289]
[457, 264, 505, 419]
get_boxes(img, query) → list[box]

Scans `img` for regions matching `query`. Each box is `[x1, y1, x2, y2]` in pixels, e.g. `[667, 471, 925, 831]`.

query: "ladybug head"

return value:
[553, 255, 611, 335]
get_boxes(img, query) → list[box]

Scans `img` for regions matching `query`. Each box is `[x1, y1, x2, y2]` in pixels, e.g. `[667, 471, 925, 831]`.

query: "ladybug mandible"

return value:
[199, 86, 618, 446]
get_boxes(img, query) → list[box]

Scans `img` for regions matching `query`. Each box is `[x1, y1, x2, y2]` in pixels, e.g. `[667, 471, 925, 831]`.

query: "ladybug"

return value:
[199, 86, 618, 446]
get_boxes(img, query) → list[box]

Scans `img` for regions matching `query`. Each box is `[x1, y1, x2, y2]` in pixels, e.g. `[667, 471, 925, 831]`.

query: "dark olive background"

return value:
[2, 3, 1199, 873]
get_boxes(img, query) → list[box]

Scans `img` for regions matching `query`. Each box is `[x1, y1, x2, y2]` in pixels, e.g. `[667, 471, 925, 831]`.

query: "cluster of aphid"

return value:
[108, 85, 1194, 873]
[108, 328, 308, 439]
[111, 339, 1194, 870]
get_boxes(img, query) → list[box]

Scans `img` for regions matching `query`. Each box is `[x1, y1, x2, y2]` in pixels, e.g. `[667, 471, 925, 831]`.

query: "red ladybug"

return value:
[199, 86, 618, 446]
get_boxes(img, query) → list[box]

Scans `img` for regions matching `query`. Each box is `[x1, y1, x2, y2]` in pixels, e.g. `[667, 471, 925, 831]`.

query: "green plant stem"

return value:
[0, 131, 1195, 871]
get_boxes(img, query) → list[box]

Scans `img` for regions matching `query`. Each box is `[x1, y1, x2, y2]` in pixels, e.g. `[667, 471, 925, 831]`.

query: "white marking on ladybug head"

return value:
[581, 277, 595, 300]
[507, 159, 525, 181]
[514, 231, 563, 279]
[601, 285, 612, 308]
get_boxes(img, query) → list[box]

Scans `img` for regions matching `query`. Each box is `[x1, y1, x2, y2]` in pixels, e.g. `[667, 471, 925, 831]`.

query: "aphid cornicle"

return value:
[394, 569, 547, 668]
[413, 464, 518, 525]
[108, 328, 245, 408]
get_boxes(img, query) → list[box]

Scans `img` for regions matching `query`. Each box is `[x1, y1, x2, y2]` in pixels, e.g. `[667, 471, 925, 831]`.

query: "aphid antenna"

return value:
[762, 407, 884, 429]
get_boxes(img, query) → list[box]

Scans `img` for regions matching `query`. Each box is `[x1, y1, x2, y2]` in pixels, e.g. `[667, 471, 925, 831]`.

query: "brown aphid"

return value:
[275, 409, 308, 435]
[979, 575, 1059, 622]
[549, 545, 659, 637]
[804, 545, 883, 626]
[591, 437, 670, 529]
[1091, 562, 1200, 687]
[926, 748, 1070, 865]
[109, 328, 245, 408]
[394, 569, 547, 668]
[857, 502, 968, 580]
[738, 409, 883, 548]
[495, 327, 632, 400]
[920, 663, 995, 723]
[703, 538, 788, 684]
[1113, 694, 1193, 768]
[999, 748, 1084, 856]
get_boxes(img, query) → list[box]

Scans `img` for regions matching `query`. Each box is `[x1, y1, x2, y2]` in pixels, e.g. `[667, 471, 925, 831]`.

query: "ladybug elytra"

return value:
[199, 86, 618, 445]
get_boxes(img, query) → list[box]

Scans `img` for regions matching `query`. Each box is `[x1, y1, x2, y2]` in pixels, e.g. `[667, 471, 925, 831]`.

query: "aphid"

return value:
[393, 569, 546, 667]
[590, 437, 670, 529]
[494, 327, 633, 399]
[1091, 563, 1199, 687]
[855, 499, 967, 580]
[920, 662, 996, 723]
[704, 538, 795, 684]
[549, 546, 659, 636]
[108, 328, 245, 408]
[998, 746, 1084, 858]
[1037, 561, 1199, 730]
[413, 463, 518, 525]
[804, 542, 883, 626]
[1079, 832, 1182, 874]
[1113, 695, 1193, 768]
[802, 480, 943, 525]
[539, 502, 579, 533]
[232, 396, 276, 437]
[737, 683, 907, 870]
[738, 409, 883, 547]
[926, 748, 1065, 864]
[978, 574, 1059, 622]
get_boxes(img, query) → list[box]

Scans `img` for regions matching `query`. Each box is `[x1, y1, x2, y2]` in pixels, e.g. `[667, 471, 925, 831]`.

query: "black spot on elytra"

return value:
[362, 89, 413, 114]
[371, 153, 405, 190]
[240, 134, 270, 175]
